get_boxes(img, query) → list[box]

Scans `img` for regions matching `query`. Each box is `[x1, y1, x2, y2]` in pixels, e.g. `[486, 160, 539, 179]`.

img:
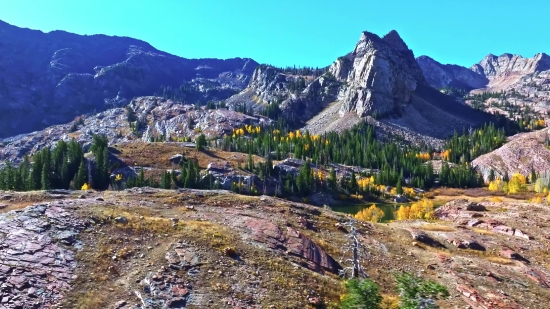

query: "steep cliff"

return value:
[330, 30, 426, 117]
[0, 20, 258, 138]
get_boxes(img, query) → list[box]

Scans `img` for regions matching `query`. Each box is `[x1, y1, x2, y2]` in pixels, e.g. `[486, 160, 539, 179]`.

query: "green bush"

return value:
[340, 279, 382, 309]
[394, 273, 449, 309]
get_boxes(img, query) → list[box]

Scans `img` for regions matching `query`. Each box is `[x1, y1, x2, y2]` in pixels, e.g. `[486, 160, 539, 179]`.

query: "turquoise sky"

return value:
[1, 0, 548, 68]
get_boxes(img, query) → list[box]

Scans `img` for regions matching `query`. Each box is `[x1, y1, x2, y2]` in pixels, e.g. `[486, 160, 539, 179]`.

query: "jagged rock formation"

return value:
[225, 65, 340, 123]
[471, 127, 550, 180]
[331, 30, 427, 117]
[418, 52, 550, 122]
[303, 31, 490, 140]
[0, 20, 258, 138]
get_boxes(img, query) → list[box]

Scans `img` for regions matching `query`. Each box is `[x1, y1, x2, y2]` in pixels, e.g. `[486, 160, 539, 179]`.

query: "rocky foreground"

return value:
[0, 190, 548, 308]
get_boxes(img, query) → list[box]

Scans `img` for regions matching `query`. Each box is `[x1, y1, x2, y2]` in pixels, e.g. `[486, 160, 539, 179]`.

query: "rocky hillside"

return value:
[0, 190, 549, 308]
[0, 20, 258, 138]
[0, 96, 269, 164]
[472, 127, 550, 180]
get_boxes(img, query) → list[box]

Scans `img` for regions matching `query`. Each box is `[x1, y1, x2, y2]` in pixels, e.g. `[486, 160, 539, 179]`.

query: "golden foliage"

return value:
[394, 199, 434, 221]
[415, 153, 431, 161]
[441, 149, 451, 161]
[355, 204, 385, 222]
[507, 173, 526, 194]
[81, 183, 91, 190]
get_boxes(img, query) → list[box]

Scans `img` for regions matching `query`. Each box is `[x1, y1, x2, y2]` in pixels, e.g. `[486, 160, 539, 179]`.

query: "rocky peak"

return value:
[471, 53, 550, 80]
[330, 30, 427, 117]
[381, 30, 410, 52]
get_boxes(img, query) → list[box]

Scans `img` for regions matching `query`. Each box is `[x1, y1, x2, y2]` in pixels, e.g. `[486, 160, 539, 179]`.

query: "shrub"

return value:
[340, 279, 382, 309]
[394, 273, 449, 309]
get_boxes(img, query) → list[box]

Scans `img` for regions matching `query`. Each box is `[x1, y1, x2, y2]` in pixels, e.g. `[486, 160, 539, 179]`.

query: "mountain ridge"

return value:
[0, 19, 259, 138]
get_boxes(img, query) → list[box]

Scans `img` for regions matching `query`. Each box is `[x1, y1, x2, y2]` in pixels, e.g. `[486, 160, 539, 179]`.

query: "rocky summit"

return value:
[0, 20, 258, 138]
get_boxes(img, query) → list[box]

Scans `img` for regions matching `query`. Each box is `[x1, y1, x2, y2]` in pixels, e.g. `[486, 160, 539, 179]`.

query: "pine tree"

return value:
[41, 161, 51, 190]
[184, 160, 196, 189]
[328, 168, 337, 191]
[396, 178, 403, 195]
[74, 159, 87, 189]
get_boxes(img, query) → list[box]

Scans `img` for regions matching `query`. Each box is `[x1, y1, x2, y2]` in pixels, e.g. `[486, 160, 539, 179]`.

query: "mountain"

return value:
[227, 30, 490, 142]
[418, 52, 550, 91]
[416, 55, 488, 90]
[0, 20, 258, 138]
[471, 53, 550, 88]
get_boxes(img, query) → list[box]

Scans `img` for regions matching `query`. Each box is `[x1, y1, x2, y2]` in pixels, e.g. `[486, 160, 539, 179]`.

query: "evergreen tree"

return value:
[328, 168, 337, 191]
[396, 177, 403, 195]
[184, 160, 197, 188]
[74, 159, 87, 189]
[41, 161, 51, 190]
[195, 134, 207, 150]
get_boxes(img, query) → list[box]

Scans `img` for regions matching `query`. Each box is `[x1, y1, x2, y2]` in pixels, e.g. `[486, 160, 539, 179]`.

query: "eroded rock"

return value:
[405, 228, 444, 248]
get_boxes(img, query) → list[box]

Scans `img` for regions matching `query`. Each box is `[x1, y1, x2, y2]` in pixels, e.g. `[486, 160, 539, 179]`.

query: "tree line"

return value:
[0, 135, 112, 191]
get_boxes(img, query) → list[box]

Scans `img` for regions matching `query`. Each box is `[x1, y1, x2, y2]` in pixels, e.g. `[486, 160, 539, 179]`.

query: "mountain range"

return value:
[1, 19, 549, 163]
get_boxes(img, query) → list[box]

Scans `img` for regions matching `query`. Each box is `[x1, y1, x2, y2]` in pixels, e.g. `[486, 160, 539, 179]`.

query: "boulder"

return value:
[405, 228, 444, 248]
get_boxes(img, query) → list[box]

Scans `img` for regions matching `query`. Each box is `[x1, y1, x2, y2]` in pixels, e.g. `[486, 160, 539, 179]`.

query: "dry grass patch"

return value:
[113, 142, 266, 172]
[471, 227, 495, 236]
[486, 256, 515, 265]
[418, 224, 455, 232]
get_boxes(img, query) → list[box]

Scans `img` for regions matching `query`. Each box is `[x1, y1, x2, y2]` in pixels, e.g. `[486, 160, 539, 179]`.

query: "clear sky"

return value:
[1, 0, 548, 68]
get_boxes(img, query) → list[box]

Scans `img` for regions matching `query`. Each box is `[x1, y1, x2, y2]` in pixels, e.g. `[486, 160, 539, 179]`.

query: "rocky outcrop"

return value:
[0, 200, 88, 307]
[471, 128, 550, 180]
[225, 65, 340, 123]
[0, 20, 258, 138]
[331, 30, 426, 117]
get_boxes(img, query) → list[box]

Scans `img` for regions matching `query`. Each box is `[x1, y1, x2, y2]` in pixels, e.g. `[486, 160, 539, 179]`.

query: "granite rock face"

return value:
[0, 20, 258, 138]
[471, 53, 550, 83]
[331, 30, 426, 117]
